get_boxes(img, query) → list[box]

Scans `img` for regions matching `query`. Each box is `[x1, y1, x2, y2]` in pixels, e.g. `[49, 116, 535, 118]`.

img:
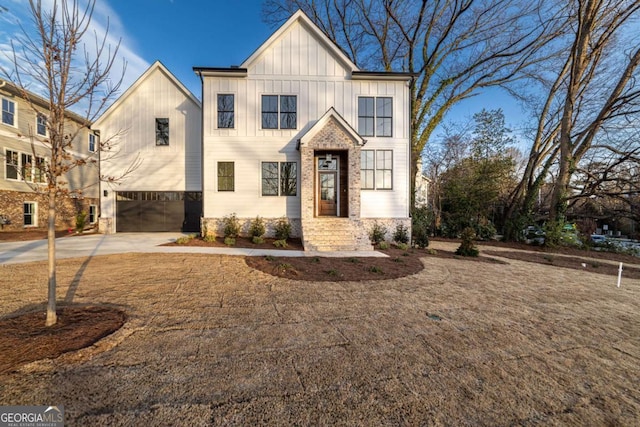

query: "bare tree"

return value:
[2, 0, 124, 326]
[263, 0, 564, 205]
[505, 0, 640, 242]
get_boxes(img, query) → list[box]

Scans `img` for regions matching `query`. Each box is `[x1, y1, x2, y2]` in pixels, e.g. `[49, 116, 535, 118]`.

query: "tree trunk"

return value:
[46, 186, 57, 326]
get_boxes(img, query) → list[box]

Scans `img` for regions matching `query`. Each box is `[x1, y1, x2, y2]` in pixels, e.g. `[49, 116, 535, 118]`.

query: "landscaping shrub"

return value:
[75, 211, 87, 233]
[411, 206, 430, 248]
[455, 227, 479, 257]
[203, 234, 216, 243]
[378, 241, 390, 250]
[273, 239, 288, 248]
[248, 216, 266, 238]
[224, 237, 236, 246]
[369, 222, 387, 245]
[222, 213, 240, 238]
[176, 234, 195, 245]
[396, 242, 409, 251]
[274, 217, 291, 241]
[393, 223, 409, 244]
[252, 236, 265, 244]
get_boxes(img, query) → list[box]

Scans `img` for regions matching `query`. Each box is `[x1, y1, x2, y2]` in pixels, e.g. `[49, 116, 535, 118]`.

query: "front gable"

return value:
[241, 10, 358, 77]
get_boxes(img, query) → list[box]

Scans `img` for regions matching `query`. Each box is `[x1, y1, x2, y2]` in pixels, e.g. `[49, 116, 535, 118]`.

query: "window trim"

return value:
[88, 204, 97, 224]
[357, 96, 393, 137]
[23, 201, 37, 227]
[36, 113, 48, 137]
[217, 161, 235, 192]
[1, 97, 17, 127]
[217, 93, 235, 129]
[155, 118, 170, 146]
[5, 149, 19, 180]
[88, 133, 97, 153]
[5, 148, 47, 183]
[361, 149, 393, 190]
[261, 161, 298, 197]
[261, 94, 297, 130]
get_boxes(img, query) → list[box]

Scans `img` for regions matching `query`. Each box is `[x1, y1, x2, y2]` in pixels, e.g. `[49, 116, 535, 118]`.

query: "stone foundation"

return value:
[0, 190, 98, 231]
[201, 217, 302, 239]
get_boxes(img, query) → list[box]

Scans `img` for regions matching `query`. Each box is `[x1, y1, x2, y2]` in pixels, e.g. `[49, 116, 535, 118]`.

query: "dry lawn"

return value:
[0, 240, 639, 426]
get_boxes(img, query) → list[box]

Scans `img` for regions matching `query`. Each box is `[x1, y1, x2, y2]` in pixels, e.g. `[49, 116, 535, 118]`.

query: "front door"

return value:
[318, 171, 337, 216]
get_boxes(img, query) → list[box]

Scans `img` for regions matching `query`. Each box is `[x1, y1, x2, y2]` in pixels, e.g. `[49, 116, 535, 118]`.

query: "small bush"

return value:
[252, 236, 265, 244]
[265, 255, 275, 261]
[248, 216, 266, 238]
[378, 241, 390, 250]
[310, 256, 320, 263]
[222, 213, 240, 238]
[175, 234, 195, 245]
[326, 269, 339, 276]
[223, 237, 236, 246]
[392, 257, 404, 263]
[273, 239, 288, 248]
[411, 206, 431, 249]
[393, 223, 410, 244]
[369, 222, 387, 245]
[274, 217, 291, 241]
[455, 227, 479, 257]
[346, 257, 360, 263]
[278, 263, 293, 271]
[396, 242, 409, 251]
[75, 211, 87, 233]
[426, 248, 438, 255]
[203, 234, 217, 243]
[368, 265, 384, 274]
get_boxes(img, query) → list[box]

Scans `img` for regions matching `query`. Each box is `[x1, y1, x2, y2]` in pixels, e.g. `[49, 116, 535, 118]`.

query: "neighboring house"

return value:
[94, 61, 202, 233]
[194, 10, 414, 250]
[415, 158, 430, 208]
[0, 79, 99, 231]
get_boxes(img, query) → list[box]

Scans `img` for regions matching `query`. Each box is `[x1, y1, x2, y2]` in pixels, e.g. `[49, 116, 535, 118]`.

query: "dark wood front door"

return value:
[318, 171, 337, 216]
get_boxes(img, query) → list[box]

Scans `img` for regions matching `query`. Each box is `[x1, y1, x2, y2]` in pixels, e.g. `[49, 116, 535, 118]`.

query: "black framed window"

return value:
[280, 162, 297, 196]
[155, 118, 169, 145]
[261, 162, 279, 195]
[360, 150, 392, 190]
[217, 162, 234, 191]
[262, 95, 297, 129]
[217, 94, 234, 128]
[358, 97, 392, 137]
[361, 150, 375, 189]
[36, 113, 47, 136]
[89, 205, 97, 223]
[2, 98, 15, 126]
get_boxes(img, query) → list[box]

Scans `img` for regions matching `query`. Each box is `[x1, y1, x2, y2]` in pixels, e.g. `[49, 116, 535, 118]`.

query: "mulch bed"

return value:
[164, 236, 304, 251]
[0, 305, 126, 374]
[0, 229, 77, 241]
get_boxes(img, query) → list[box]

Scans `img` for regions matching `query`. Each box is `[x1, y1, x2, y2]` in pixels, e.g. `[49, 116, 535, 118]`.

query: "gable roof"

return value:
[241, 9, 359, 72]
[94, 60, 201, 127]
[298, 107, 366, 148]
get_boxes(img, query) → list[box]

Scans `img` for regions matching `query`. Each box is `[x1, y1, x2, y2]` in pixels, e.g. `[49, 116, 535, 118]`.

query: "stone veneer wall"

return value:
[0, 190, 98, 231]
[299, 118, 362, 220]
[201, 217, 302, 239]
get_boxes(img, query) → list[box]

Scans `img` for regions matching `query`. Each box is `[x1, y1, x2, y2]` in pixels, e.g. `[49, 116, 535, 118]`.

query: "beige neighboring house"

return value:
[194, 10, 414, 250]
[0, 80, 99, 231]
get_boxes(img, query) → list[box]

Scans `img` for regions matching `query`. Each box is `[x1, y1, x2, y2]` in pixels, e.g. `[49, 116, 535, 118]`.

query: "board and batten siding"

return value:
[96, 65, 201, 223]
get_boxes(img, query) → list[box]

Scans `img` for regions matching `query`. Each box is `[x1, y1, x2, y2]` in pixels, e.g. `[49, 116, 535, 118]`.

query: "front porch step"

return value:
[301, 218, 373, 251]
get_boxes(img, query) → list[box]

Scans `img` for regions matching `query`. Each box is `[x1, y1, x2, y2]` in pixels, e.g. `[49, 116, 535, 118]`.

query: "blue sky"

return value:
[0, 0, 527, 139]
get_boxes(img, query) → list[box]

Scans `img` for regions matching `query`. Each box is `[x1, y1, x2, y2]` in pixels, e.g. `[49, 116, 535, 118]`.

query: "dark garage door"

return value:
[116, 191, 202, 232]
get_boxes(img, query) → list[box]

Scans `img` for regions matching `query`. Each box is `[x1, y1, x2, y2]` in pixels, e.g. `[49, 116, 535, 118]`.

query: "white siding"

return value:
[202, 18, 411, 220]
[96, 65, 201, 222]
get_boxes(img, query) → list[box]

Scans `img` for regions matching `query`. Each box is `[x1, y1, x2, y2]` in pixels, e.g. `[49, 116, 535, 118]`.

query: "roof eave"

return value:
[193, 67, 248, 78]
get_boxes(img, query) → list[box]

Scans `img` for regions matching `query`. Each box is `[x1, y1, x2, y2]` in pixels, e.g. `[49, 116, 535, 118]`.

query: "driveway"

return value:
[0, 242, 638, 425]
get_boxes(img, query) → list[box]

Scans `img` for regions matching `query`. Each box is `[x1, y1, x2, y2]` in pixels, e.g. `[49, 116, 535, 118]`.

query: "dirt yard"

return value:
[0, 240, 638, 425]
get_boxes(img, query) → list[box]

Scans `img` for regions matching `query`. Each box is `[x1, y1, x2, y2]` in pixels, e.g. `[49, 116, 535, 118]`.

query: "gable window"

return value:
[361, 150, 393, 190]
[23, 202, 36, 227]
[88, 133, 97, 152]
[2, 98, 15, 126]
[36, 113, 47, 136]
[261, 95, 297, 129]
[5, 149, 18, 180]
[261, 161, 297, 196]
[155, 118, 169, 145]
[217, 94, 234, 128]
[217, 161, 234, 191]
[88, 205, 97, 224]
[358, 97, 392, 137]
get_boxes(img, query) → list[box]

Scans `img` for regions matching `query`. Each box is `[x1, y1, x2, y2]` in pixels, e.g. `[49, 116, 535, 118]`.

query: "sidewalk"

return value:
[0, 233, 387, 265]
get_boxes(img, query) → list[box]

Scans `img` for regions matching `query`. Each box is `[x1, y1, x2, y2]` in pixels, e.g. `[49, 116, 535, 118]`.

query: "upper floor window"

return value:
[36, 113, 47, 136]
[361, 149, 393, 190]
[5, 149, 45, 183]
[217, 161, 234, 191]
[262, 95, 297, 129]
[5, 149, 18, 180]
[21, 153, 33, 182]
[155, 118, 169, 145]
[261, 161, 297, 196]
[88, 133, 97, 152]
[358, 97, 392, 137]
[2, 98, 16, 126]
[217, 94, 234, 128]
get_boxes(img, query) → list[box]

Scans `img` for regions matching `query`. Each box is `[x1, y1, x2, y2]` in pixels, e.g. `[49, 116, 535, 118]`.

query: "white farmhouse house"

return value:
[94, 61, 202, 233]
[194, 10, 414, 250]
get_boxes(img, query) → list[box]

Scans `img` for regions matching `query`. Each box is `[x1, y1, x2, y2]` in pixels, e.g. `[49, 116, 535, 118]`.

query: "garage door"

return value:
[116, 191, 202, 232]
